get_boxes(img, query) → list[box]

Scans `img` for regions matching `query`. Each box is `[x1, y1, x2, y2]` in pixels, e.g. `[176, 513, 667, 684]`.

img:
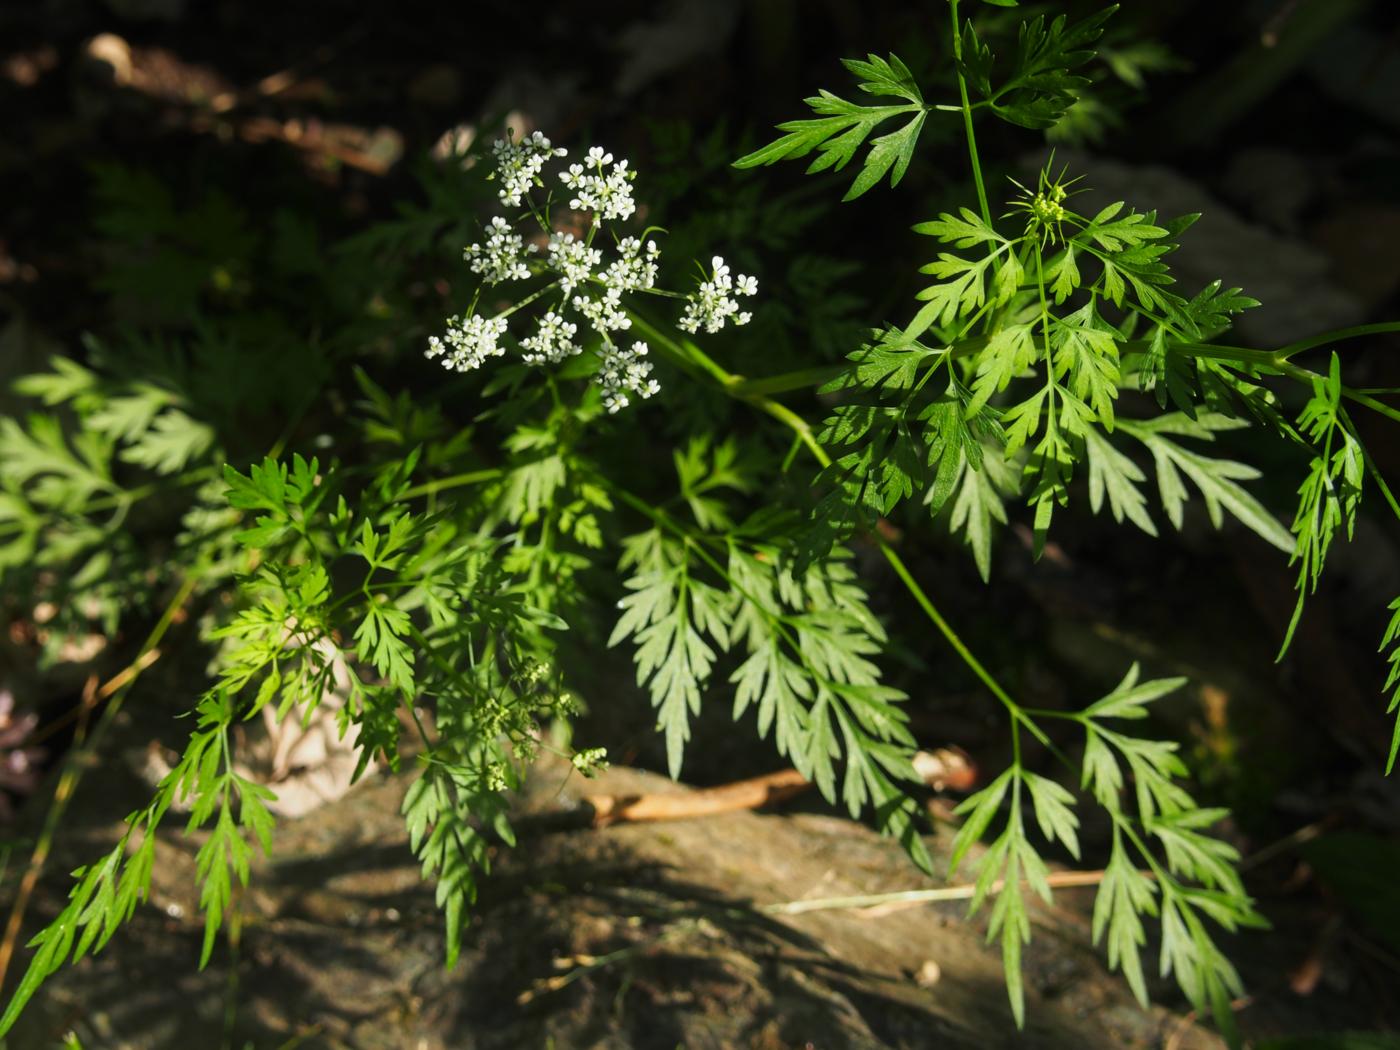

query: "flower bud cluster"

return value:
[570, 747, 610, 777]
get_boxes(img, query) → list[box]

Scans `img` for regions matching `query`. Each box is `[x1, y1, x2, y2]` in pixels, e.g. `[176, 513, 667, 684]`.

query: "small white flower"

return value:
[602, 237, 661, 293]
[520, 310, 581, 366]
[596, 339, 659, 413]
[464, 216, 536, 284]
[558, 145, 637, 224]
[546, 232, 603, 295]
[492, 130, 567, 208]
[425, 313, 509, 373]
[572, 285, 632, 335]
[678, 255, 758, 334]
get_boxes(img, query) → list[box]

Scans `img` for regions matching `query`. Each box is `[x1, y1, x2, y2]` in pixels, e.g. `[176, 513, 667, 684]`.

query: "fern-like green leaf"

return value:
[734, 53, 929, 200]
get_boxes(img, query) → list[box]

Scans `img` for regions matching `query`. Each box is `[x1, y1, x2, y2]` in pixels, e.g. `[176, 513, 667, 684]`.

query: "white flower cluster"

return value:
[596, 340, 660, 413]
[572, 287, 631, 337]
[559, 147, 637, 224]
[542, 231, 660, 339]
[519, 310, 579, 366]
[492, 130, 566, 208]
[425, 314, 508, 373]
[464, 216, 535, 285]
[547, 232, 603, 295]
[678, 256, 758, 334]
[425, 133, 759, 416]
[604, 236, 661, 292]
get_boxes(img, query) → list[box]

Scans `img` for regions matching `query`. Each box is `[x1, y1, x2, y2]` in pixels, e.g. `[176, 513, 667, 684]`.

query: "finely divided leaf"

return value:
[734, 53, 930, 200]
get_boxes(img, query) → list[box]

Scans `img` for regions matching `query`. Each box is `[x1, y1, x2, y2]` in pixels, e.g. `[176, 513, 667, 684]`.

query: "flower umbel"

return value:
[603, 237, 661, 293]
[559, 146, 637, 224]
[1009, 162, 1083, 248]
[492, 130, 567, 208]
[547, 232, 603, 296]
[425, 134, 761, 412]
[520, 310, 580, 366]
[596, 340, 660, 413]
[426, 314, 509, 373]
[678, 256, 758, 334]
[464, 216, 535, 285]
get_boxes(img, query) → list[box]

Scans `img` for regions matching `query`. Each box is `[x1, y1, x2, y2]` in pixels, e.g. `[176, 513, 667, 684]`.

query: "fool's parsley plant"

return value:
[3, 1, 1400, 1043]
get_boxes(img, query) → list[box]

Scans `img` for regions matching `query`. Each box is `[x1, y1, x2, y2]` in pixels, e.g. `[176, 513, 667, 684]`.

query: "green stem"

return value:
[752, 397, 830, 468]
[1274, 322, 1400, 361]
[1342, 387, 1400, 427]
[949, 0, 993, 231]
[627, 312, 733, 388]
[727, 365, 846, 397]
[1271, 353, 1400, 426]
[399, 468, 504, 501]
[0, 568, 201, 991]
[1339, 406, 1400, 526]
[677, 316, 1400, 405]
[0, 466, 218, 540]
[497, 277, 564, 320]
[879, 540, 1047, 746]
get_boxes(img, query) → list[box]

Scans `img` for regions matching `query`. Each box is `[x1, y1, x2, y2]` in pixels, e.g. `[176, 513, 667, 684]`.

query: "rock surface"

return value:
[10, 751, 1220, 1049]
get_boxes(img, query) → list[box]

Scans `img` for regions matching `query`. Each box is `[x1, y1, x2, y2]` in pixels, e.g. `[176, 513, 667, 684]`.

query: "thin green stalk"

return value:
[497, 277, 564, 321]
[1339, 406, 1400, 526]
[627, 311, 733, 388]
[878, 540, 1047, 747]
[399, 468, 504, 501]
[1342, 387, 1400, 427]
[1273, 321, 1400, 361]
[949, 0, 992, 231]
[727, 365, 846, 397]
[0, 465, 218, 540]
[752, 397, 830, 468]
[0, 568, 201, 989]
[1268, 355, 1400, 426]
[683, 311, 1385, 405]
[670, 312, 1394, 405]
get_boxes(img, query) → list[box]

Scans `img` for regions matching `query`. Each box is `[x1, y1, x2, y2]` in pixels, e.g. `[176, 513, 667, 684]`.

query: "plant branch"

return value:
[1272, 321, 1400, 361]
[399, 468, 504, 501]
[635, 309, 1036, 739]
[0, 569, 199, 990]
[949, 0, 993, 232]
